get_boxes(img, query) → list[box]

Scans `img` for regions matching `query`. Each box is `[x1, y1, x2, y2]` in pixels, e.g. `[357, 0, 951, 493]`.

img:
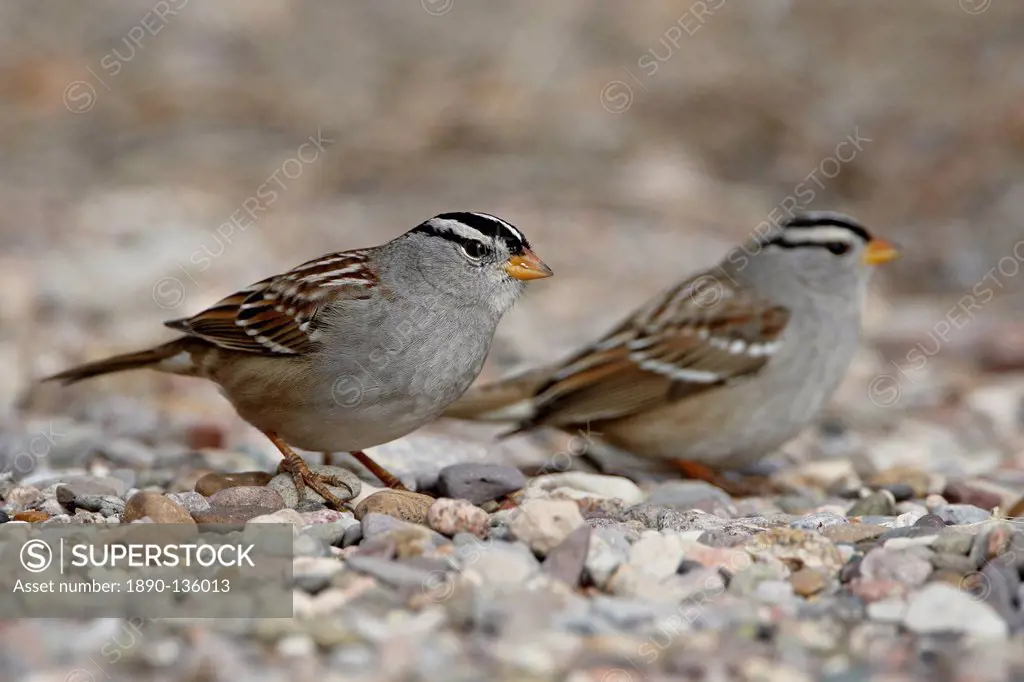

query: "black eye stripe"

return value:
[414, 225, 492, 256]
[767, 240, 852, 254]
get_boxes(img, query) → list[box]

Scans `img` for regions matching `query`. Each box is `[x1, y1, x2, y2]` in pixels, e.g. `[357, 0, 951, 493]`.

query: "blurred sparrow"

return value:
[46, 212, 552, 509]
[444, 212, 898, 487]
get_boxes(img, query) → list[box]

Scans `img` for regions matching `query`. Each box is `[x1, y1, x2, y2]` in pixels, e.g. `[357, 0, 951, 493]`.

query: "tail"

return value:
[444, 366, 551, 425]
[42, 339, 196, 385]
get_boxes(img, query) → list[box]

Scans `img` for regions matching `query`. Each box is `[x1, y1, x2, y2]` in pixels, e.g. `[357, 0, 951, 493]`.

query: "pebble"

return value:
[269, 465, 362, 508]
[293, 556, 344, 593]
[685, 544, 753, 574]
[647, 480, 736, 515]
[3, 485, 42, 511]
[942, 480, 1003, 510]
[208, 485, 285, 511]
[822, 524, 887, 544]
[355, 490, 434, 524]
[746, 528, 844, 572]
[358, 513, 448, 558]
[913, 513, 946, 530]
[790, 512, 849, 532]
[435, 463, 525, 504]
[192, 505, 280, 525]
[934, 504, 991, 525]
[247, 508, 305, 531]
[789, 567, 829, 596]
[14, 510, 48, 522]
[893, 508, 927, 527]
[618, 504, 725, 533]
[302, 520, 357, 547]
[542, 525, 591, 587]
[122, 492, 195, 524]
[301, 509, 353, 525]
[194, 471, 274, 497]
[426, 498, 490, 539]
[461, 541, 540, 585]
[867, 466, 932, 498]
[903, 582, 1009, 638]
[627, 530, 690, 578]
[71, 493, 126, 517]
[344, 555, 435, 591]
[932, 530, 975, 556]
[847, 491, 897, 518]
[584, 529, 630, 589]
[859, 546, 933, 586]
[527, 472, 645, 506]
[507, 499, 585, 556]
[341, 524, 363, 548]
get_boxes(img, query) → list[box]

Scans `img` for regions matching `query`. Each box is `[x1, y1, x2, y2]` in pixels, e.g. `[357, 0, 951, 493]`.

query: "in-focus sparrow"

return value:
[45, 212, 552, 508]
[444, 212, 898, 485]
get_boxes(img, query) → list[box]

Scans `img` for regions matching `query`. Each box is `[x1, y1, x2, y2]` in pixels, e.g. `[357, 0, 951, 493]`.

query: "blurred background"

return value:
[2, 2, 1024, 680]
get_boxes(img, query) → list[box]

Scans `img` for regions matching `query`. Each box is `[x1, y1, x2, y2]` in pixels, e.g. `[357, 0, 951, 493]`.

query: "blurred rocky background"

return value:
[2, 2, 1024, 681]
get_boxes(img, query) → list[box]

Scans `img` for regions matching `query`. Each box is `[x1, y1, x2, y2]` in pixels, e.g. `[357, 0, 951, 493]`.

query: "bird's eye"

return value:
[461, 240, 490, 260]
[826, 242, 851, 256]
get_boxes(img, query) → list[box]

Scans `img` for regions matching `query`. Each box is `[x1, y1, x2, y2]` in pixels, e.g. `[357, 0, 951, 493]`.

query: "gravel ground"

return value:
[2, 381, 1023, 682]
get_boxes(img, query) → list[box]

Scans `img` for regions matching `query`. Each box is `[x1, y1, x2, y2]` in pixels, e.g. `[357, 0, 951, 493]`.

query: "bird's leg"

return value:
[322, 451, 335, 467]
[349, 450, 408, 491]
[262, 431, 350, 510]
[669, 459, 774, 497]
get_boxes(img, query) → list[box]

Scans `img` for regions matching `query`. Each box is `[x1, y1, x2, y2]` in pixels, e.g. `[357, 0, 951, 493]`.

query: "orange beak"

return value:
[862, 238, 900, 266]
[503, 248, 553, 280]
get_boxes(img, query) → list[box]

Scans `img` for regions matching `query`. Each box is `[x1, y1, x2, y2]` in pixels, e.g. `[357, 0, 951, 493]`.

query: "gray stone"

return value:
[165, 492, 211, 515]
[903, 582, 1009, 638]
[859, 546, 933, 586]
[648, 480, 736, 515]
[932, 530, 976, 556]
[790, 512, 849, 532]
[436, 463, 525, 505]
[590, 595, 659, 630]
[341, 524, 363, 547]
[585, 529, 629, 589]
[847, 491, 897, 518]
[344, 555, 434, 590]
[293, 556, 344, 593]
[462, 541, 540, 585]
[507, 499, 584, 555]
[934, 504, 991, 525]
[542, 524, 591, 587]
[293, 533, 329, 557]
[302, 519, 358, 547]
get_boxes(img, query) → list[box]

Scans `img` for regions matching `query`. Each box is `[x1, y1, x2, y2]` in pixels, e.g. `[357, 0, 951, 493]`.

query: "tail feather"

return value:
[444, 366, 551, 423]
[42, 339, 195, 385]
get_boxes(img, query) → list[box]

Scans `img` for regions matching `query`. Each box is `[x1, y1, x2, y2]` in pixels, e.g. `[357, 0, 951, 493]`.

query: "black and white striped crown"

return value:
[413, 212, 529, 254]
[766, 211, 871, 253]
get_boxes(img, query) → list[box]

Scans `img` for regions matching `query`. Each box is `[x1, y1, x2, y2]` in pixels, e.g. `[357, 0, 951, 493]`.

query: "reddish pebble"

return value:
[13, 510, 49, 523]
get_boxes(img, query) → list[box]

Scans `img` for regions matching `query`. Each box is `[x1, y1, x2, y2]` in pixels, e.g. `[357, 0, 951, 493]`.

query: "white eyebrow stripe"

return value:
[781, 225, 859, 243]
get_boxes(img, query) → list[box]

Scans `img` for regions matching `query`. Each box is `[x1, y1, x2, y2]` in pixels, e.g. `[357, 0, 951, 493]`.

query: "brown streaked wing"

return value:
[164, 251, 377, 355]
[525, 274, 791, 427]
